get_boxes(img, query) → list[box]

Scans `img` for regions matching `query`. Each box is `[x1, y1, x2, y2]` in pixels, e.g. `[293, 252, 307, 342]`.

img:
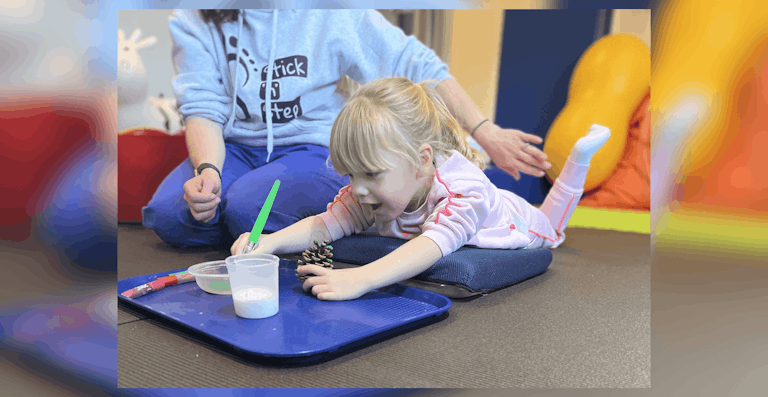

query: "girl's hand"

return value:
[230, 232, 274, 255]
[297, 265, 374, 301]
[231, 232, 251, 255]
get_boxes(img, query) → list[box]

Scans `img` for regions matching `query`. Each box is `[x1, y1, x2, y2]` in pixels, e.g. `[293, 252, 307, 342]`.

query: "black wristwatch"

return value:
[195, 163, 221, 180]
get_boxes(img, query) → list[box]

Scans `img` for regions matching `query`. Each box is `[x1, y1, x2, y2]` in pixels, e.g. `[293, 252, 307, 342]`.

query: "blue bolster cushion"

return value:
[330, 235, 553, 298]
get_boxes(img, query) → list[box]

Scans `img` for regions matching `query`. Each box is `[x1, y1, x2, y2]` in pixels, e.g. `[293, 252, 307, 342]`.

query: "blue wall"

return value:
[486, 10, 601, 203]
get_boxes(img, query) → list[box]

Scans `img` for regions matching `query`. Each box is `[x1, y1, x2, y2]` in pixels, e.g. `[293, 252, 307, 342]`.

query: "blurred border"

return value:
[3, 0, 768, 396]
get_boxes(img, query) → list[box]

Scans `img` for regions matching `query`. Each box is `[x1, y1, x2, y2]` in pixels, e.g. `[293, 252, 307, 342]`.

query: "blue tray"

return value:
[118, 259, 451, 362]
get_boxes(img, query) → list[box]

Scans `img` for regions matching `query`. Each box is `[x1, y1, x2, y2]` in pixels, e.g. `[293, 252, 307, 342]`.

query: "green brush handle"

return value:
[246, 180, 281, 251]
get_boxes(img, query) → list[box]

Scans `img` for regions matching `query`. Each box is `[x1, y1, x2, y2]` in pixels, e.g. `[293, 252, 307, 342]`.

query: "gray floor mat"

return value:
[117, 224, 650, 388]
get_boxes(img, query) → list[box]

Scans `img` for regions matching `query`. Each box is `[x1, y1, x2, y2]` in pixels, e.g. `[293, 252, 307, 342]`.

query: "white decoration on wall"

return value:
[148, 95, 184, 135]
[117, 28, 156, 106]
[117, 28, 184, 134]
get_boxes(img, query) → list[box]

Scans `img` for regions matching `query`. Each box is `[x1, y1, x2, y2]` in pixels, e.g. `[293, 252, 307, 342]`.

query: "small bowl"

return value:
[187, 260, 231, 295]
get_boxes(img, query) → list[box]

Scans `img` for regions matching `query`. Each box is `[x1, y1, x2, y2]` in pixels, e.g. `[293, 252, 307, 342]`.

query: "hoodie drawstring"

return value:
[264, 10, 278, 162]
[224, 11, 244, 136]
[225, 10, 278, 163]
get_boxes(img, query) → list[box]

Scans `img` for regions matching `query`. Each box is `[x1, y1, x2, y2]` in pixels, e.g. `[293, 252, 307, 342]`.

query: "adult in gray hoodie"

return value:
[142, 9, 550, 248]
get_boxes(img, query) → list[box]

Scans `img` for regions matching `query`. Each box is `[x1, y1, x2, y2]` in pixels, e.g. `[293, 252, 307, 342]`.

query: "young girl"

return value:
[231, 77, 610, 301]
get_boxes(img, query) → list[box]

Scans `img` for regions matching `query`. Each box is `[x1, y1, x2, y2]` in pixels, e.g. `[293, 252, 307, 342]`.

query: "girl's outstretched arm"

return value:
[230, 215, 332, 255]
[299, 236, 442, 301]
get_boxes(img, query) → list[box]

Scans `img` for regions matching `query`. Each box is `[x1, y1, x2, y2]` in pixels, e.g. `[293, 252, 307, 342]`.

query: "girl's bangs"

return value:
[330, 100, 403, 175]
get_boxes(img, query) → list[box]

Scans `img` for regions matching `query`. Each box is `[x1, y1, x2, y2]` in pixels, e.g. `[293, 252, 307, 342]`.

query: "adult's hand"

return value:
[475, 123, 552, 180]
[434, 79, 551, 180]
[183, 168, 221, 223]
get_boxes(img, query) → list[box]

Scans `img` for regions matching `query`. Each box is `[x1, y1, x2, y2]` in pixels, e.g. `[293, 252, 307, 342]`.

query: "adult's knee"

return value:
[222, 180, 316, 237]
[141, 197, 193, 247]
[221, 192, 297, 237]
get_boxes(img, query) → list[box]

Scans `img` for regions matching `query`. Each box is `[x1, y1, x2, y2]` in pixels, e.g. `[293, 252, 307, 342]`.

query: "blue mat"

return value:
[331, 235, 553, 298]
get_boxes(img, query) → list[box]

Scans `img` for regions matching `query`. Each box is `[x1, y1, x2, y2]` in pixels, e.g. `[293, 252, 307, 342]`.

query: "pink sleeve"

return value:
[318, 185, 376, 241]
[421, 179, 490, 257]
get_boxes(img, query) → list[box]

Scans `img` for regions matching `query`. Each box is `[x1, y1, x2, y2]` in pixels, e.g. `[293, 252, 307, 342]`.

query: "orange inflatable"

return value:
[544, 34, 650, 192]
[579, 91, 650, 210]
[678, 46, 768, 214]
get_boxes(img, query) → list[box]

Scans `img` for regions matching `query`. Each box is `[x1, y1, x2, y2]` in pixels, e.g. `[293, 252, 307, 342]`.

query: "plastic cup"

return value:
[225, 253, 279, 319]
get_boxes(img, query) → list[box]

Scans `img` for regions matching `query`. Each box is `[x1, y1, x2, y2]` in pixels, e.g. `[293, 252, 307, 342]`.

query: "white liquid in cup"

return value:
[226, 253, 280, 319]
[232, 287, 278, 319]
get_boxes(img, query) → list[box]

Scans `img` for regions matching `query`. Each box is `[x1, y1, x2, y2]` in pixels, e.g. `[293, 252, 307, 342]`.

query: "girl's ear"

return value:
[418, 144, 434, 169]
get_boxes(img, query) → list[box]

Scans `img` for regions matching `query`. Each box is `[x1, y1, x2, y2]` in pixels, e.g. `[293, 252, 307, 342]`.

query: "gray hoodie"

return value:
[169, 9, 452, 161]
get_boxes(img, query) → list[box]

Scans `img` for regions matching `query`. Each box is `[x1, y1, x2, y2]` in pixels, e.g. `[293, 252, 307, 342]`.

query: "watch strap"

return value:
[196, 163, 221, 180]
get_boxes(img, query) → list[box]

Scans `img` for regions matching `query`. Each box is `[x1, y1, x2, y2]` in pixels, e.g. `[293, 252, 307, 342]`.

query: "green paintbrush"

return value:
[243, 179, 281, 254]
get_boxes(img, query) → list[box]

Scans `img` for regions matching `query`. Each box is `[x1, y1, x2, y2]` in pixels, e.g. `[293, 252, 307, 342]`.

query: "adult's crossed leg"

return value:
[221, 144, 349, 243]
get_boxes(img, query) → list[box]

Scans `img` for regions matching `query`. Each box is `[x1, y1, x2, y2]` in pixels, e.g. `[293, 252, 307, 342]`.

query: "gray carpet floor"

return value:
[118, 224, 650, 388]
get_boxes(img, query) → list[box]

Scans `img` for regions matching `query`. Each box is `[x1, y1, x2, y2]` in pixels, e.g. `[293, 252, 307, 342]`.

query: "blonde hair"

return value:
[329, 77, 485, 176]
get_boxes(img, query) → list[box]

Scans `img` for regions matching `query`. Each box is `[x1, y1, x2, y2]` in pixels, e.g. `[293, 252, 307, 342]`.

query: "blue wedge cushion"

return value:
[330, 235, 552, 297]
